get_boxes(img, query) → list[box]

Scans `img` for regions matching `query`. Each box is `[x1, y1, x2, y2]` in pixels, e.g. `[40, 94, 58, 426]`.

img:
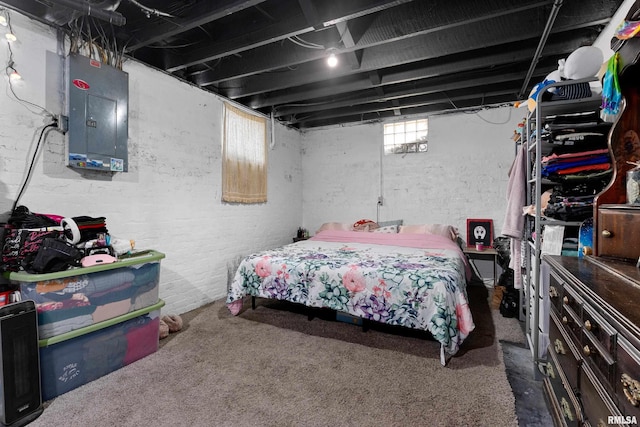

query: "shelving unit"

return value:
[521, 78, 606, 366]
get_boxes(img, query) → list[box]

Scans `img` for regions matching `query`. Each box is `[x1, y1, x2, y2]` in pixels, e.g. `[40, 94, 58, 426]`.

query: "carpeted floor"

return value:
[29, 285, 526, 427]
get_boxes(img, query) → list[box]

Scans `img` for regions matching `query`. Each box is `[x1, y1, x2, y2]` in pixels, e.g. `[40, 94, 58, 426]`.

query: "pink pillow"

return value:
[316, 222, 353, 233]
[398, 224, 458, 241]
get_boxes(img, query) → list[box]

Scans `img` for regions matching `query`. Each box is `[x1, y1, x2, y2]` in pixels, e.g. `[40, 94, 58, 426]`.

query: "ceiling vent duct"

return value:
[45, 0, 126, 26]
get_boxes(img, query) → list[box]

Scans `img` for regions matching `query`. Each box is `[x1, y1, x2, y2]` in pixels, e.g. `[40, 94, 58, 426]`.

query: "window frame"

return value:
[383, 118, 429, 155]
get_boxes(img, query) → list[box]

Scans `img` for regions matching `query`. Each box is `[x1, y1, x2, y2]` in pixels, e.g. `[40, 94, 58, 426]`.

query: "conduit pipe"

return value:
[46, 0, 126, 26]
[518, 0, 563, 98]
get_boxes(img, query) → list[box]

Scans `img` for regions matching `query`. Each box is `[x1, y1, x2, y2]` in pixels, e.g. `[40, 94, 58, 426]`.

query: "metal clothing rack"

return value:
[521, 77, 601, 369]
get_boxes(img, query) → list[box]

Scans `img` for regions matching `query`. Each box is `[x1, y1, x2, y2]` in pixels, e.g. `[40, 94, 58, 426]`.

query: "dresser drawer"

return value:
[550, 310, 581, 391]
[561, 284, 583, 325]
[616, 336, 640, 419]
[579, 364, 622, 427]
[581, 328, 615, 391]
[561, 302, 583, 353]
[581, 304, 616, 356]
[597, 206, 640, 260]
[548, 270, 565, 316]
[545, 347, 582, 426]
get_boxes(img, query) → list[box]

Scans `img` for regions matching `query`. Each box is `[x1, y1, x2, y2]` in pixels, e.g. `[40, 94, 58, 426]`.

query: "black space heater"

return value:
[0, 301, 43, 426]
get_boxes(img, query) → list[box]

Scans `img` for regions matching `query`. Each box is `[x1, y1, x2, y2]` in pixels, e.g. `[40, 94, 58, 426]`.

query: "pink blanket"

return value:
[311, 229, 456, 248]
[310, 230, 471, 280]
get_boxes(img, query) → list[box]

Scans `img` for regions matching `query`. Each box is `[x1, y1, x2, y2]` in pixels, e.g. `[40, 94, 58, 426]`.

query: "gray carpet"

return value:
[30, 285, 523, 427]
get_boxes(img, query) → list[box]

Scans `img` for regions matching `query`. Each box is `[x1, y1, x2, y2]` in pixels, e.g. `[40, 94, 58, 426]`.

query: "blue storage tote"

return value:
[7, 250, 164, 339]
[39, 299, 164, 401]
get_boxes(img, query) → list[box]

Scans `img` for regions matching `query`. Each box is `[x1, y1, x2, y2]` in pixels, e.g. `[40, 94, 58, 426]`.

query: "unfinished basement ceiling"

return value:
[0, 0, 626, 129]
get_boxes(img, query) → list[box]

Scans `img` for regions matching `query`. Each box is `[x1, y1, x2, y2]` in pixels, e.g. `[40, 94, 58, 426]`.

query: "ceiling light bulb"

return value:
[327, 53, 338, 68]
[5, 33, 16, 42]
[9, 70, 21, 81]
[0, 16, 7, 27]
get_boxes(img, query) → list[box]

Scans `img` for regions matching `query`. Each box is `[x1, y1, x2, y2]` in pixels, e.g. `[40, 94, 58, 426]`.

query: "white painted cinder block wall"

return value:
[0, 12, 302, 315]
[300, 108, 523, 241]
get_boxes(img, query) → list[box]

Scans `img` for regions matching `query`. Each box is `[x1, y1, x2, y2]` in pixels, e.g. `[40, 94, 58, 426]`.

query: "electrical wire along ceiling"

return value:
[0, 0, 626, 129]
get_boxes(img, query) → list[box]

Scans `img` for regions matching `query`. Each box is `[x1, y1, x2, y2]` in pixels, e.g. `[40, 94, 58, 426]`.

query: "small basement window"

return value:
[383, 118, 428, 155]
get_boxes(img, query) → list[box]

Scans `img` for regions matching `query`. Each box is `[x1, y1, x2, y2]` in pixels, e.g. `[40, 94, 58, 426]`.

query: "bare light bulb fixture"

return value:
[0, 15, 7, 27]
[5, 32, 16, 42]
[327, 52, 338, 68]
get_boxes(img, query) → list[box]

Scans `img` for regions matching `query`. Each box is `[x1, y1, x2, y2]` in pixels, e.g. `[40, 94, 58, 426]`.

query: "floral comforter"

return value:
[226, 230, 475, 359]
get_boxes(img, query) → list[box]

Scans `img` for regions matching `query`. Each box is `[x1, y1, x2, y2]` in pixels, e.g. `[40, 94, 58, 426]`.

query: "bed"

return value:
[226, 227, 475, 365]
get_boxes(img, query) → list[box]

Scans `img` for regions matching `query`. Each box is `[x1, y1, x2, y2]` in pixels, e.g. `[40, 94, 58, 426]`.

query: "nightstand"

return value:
[462, 246, 498, 286]
[292, 237, 309, 243]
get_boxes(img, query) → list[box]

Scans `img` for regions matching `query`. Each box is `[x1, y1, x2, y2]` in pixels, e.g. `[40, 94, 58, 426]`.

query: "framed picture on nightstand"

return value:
[466, 219, 493, 248]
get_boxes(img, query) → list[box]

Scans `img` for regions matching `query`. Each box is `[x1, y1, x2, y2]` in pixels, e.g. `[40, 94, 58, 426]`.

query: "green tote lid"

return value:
[39, 299, 165, 347]
[5, 249, 165, 283]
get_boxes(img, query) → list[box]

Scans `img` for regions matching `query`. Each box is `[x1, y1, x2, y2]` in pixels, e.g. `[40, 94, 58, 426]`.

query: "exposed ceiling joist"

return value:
[0, 0, 625, 130]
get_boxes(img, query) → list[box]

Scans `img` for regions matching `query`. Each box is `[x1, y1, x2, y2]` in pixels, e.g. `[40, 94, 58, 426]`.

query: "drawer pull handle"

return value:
[583, 345, 596, 357]
[584, 320, 593, 331]
[549, 286, 558, 298]
[621, 373, 640, 407]
[560, 397, 574, 421]
[563, 296, 569, 305]
[562, 316, 569, 325]
[545, 362, 556, 379]
[601, 230, 612, 238]
[554, 339, 566, 355]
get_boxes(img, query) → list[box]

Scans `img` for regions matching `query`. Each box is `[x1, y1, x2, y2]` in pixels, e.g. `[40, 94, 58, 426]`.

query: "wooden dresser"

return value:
[543, 255, 640, 426]
[542, 10, 640, 426]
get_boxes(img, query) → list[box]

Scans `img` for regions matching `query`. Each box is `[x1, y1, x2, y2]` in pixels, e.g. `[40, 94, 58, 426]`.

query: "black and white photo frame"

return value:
[466, 219, 494, 248]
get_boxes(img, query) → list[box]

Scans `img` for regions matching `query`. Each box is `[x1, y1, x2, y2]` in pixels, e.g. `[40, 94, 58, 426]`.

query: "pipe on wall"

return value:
[518, 0, 563, 98]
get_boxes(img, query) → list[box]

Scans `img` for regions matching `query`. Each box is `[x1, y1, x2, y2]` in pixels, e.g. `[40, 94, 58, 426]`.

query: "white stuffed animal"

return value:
[563, 46, 603, 80]
[525, 46, 604, 112]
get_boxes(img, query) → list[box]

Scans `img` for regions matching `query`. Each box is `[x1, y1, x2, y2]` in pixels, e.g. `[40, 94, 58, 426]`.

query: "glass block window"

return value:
[383, 118, 428, 155]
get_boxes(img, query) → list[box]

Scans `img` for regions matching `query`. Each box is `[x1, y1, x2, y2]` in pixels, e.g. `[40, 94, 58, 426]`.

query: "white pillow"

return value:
[377, 219, 403, 228]
[371, 225, 398, 233]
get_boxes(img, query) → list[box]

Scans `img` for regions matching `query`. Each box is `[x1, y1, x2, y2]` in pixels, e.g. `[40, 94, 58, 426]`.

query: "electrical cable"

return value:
[292, 35, 324, 48]
[146, 41, 199, 49]
[12, 123, 57, 213]
[127, 0, 174, 18]
[287, 36, 325, 50]
[3, 12, 53, 117]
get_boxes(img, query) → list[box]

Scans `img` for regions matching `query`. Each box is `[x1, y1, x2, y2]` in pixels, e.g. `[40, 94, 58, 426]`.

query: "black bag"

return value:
[1, 227, 62, 272]
[24, 238, 83, 274]
[497, 268, 514, 288]
[499, 287, 520, 318]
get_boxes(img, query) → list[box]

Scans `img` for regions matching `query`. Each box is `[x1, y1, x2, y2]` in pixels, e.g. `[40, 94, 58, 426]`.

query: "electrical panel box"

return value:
[66, 54, 128, 172]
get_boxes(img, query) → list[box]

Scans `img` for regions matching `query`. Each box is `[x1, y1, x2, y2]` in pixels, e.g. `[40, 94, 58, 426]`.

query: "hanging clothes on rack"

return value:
[502, 142, 527, 289]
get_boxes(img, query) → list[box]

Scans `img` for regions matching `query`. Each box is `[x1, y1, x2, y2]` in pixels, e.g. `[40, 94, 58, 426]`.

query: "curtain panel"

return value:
[222, 102, 267, 203]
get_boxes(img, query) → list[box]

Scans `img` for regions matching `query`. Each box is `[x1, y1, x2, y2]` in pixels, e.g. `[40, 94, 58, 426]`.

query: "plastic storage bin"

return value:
[7, 250, 164, 339]
[39, 299, 164, 400]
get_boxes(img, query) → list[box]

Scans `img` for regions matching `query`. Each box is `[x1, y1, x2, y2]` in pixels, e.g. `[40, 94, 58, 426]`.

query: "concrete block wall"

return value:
[301, 108, 524, 241]
[0, 11, 303, 315]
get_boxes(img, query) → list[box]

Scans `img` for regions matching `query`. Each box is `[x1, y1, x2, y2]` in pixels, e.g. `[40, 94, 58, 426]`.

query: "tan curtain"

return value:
[222, 102, 267, 203]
